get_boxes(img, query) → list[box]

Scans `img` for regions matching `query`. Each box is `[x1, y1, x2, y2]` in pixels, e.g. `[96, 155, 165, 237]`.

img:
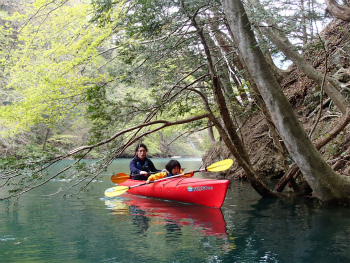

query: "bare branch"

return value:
[166, 125, 213, 146]
[0, 112, 211, 199]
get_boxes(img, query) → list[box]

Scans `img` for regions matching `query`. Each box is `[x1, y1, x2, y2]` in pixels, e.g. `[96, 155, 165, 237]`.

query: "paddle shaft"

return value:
[128, 168, 206, 189]
[111, 171, 159, 183]
[130, 171, 158, 178]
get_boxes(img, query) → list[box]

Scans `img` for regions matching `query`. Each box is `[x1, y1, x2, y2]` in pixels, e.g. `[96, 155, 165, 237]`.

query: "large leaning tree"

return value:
[223, 0, 350, 205]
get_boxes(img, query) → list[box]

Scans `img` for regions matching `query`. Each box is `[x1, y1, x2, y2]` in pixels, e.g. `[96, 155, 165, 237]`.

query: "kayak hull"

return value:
[118, 177, 229, 208]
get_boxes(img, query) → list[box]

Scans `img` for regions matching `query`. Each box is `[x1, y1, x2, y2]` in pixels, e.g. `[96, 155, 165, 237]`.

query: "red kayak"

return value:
[118, 177, 229, 208]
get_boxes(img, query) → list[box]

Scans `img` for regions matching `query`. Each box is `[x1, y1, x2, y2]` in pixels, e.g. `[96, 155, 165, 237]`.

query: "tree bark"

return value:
[250, 0, 349, 115]
[275, 109, 350, 192]
[325, 0, 350, 21]
[260, 26, 348, 111]
[301, 0, 308, 46]
[209, 11, 289, 174]
[207, 17, 248, 102]
[207, 120, 216, 145]
[250, 82, 289, 172]
[222, 0, 350, 204]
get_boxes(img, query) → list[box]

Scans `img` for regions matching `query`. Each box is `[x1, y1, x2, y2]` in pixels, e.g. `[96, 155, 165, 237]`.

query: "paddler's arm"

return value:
[146, 170, 194, 183]
[129, 159, 141, 174]
[146, 170, 167, 183]
[182, 171, 194, 177]
[147, 158, 161, 172]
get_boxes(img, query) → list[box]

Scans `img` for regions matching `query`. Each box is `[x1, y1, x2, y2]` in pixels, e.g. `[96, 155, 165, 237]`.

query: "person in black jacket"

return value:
[129, 143, 159, 180]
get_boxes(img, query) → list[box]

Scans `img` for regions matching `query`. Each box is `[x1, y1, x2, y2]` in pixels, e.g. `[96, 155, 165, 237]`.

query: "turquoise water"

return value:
[1, 158, 350, 262]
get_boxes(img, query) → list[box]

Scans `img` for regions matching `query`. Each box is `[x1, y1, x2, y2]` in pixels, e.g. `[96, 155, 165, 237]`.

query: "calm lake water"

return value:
[1, 158, 350, 263]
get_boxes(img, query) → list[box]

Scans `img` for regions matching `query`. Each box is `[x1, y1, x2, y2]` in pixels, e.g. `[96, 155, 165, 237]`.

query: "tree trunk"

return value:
[180, 0, 278, 198]
[222, 0, 350, 204]
[260, 26, 349, 114]
[275, 109, 350, 192]
[207, 16, 248, 102]
[250, 0, 349, 115]
[250, 82, 289, 172]
[207, 120, 216, 145]
[325, 0, 350, 21]
[301, 0, 308, 46]
[208, 12, 288, 173]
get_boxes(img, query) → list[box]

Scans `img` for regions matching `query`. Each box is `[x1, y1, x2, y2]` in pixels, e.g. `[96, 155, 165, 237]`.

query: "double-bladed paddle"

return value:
[110, 171, 159, 184]
[105, 159, 233, 198]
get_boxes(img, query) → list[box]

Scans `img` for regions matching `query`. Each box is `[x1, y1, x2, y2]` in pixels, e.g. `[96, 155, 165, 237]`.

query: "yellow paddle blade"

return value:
[110, 173, 130, 184]
[206, 159, 233, 172]
[104, 186, 130, 198]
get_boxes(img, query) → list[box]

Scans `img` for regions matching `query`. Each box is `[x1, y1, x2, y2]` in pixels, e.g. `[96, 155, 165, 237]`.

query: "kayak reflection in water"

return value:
[105, 194, 229, 239]
[129, 143, 160, 180]
[146, 160, 194, 183]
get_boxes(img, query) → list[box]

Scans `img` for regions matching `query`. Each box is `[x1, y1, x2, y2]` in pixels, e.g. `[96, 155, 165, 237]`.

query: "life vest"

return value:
[148, 169, 185, 181]
[166, 168, 184, 177]
[136, 160, 150, 172]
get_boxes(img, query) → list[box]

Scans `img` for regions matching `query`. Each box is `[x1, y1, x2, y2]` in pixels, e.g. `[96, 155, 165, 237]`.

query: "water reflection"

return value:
[221, 191, 350, 263]
[129, 205, 151, 235]
[2, 159, 349, 262]
[245, 198, 350, 263]
[105, 193, 228, 239]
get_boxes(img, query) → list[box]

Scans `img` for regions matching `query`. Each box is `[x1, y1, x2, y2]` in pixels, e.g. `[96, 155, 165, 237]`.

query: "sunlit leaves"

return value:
[0, 0, 118, 136]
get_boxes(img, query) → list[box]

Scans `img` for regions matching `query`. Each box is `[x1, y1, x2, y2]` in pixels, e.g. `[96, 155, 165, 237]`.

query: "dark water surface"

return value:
[1, 158, 350, 263]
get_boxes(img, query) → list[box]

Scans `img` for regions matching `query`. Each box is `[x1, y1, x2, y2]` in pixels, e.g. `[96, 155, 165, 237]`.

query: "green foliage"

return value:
[2, 0, 308, 165]
[86, 85, 118, 143]
[0, 0, 117, 137]
[48, 134, 77, 146]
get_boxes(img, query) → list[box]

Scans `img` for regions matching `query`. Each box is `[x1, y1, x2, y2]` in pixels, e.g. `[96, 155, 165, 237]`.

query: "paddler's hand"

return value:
[139, 171, 149, 179]
[146, 179, 150, 184]
[184, 171, 194, 177]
